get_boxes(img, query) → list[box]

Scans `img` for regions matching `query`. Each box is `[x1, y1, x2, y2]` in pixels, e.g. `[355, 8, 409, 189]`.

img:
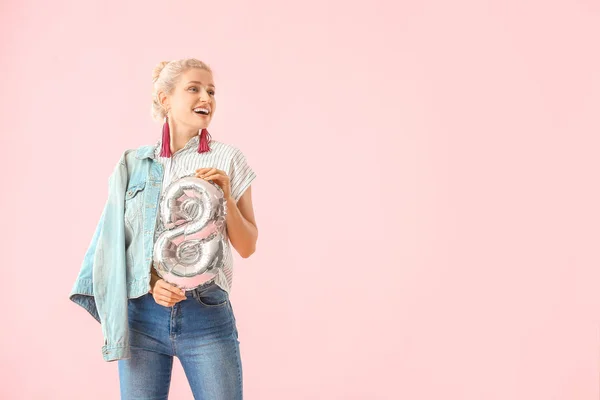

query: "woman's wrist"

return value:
[150, 268, 161, 288]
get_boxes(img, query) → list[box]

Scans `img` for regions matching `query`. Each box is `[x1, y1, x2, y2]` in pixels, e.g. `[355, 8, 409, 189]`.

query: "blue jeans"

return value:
[117, 281, 243, 399]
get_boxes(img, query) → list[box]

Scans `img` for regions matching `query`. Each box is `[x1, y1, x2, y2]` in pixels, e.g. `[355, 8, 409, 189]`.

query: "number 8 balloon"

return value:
[152, 175, 227, 291]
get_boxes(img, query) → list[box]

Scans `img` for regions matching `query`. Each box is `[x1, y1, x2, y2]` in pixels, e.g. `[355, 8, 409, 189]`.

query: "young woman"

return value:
[69, 58, 258, 399]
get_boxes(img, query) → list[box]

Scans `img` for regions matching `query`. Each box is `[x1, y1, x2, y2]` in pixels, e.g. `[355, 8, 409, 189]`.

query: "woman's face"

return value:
[163, 68, 216, 130]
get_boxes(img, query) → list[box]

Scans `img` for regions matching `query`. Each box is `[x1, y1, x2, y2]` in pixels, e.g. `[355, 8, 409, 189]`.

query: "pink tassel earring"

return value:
[198, 128, 212, 153]
[160, 114, 172, 158]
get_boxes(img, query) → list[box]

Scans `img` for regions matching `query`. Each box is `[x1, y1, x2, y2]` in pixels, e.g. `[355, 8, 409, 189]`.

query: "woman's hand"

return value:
[149, 270, 186, 307]
[195, 168, 232, 200]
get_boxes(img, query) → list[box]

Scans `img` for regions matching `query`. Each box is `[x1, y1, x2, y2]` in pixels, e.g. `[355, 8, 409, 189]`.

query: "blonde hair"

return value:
[151, 58, 213, 122]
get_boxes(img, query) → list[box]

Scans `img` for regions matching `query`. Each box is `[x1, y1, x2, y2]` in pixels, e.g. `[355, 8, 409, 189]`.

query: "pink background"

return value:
[2, 0, 600, 399]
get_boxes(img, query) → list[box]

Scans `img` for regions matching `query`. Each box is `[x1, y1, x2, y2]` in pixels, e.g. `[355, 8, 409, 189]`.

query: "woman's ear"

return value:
[158, 91, 169, 109]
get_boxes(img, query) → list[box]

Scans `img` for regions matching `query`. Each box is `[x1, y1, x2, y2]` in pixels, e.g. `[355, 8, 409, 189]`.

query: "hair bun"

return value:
[152, 61, 170, 83]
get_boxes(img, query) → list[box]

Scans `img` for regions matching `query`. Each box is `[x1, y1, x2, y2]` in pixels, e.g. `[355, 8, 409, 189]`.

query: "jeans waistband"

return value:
[185, 278, 217, 297]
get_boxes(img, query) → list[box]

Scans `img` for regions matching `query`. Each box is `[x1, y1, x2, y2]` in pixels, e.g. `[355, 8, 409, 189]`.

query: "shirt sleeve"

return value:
[229, 148, 257, 202]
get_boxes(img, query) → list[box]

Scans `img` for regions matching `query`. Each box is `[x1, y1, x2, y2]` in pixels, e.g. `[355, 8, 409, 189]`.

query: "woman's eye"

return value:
[188, 87, 214, 95]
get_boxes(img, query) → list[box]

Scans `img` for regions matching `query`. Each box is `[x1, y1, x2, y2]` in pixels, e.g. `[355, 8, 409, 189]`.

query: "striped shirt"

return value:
[151, 135, 256, 294]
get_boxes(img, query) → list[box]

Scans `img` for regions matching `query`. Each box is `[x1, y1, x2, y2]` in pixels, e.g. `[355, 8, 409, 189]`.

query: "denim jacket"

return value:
[69, 144, 163, 362]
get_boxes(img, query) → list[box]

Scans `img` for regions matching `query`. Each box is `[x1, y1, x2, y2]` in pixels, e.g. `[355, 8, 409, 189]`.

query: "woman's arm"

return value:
[195, 167, 258, 259]
[225, 185, 258, 258]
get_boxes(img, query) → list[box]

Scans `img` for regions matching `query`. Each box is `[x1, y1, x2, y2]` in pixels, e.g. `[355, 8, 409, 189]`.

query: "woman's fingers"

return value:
[156, 279, 186, 297]
[201, 174, 220, 181]
[149, 278, 186, 307]
[196, 168, 229, 181]
[152, 281, 186, 305]
[153, 293, 185, 307]
[195, 167, 221, 174]
[155, 290, 185, 302]
[159, 290, 186, 302]
[195, 168, 217, 178]
[157, 300, 177, 307]
[196, 173, 219, 181]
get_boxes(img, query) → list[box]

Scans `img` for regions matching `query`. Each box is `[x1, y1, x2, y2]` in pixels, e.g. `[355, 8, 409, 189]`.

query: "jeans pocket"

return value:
[194, 283, 229, 307]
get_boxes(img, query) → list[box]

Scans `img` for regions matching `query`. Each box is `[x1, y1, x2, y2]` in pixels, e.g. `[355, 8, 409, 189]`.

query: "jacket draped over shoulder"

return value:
[69, 146, 156, 362]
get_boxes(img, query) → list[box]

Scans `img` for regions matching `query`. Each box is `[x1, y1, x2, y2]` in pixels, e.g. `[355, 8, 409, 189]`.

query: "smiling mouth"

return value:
[193, 107, 210, 115]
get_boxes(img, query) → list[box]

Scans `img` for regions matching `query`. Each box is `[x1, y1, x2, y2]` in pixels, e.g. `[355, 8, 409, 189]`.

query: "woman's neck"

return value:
[169, 119, 199, 153]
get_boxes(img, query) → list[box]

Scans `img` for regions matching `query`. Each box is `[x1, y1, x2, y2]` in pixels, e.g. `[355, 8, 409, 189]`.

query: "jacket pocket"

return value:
[124, 181, 146, 223]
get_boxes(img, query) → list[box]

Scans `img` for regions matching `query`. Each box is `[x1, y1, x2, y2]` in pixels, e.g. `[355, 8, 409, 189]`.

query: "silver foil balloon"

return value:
[152, 175, 227, 291]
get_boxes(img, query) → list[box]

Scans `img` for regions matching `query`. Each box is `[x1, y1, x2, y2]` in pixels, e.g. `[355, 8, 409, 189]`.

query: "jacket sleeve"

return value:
[68, 204, 106, 323]
[93, 152, 131, 361]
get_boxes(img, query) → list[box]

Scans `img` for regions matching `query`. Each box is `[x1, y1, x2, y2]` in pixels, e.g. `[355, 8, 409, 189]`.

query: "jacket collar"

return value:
[135, 143, 158, 160]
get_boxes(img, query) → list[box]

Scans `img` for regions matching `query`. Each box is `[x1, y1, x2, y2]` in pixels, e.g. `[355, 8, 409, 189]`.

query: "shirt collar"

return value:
[136, 135, 201, 160]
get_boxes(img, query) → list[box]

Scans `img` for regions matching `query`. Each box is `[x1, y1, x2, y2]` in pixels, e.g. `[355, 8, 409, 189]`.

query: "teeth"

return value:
[193, 108, 210, 115]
